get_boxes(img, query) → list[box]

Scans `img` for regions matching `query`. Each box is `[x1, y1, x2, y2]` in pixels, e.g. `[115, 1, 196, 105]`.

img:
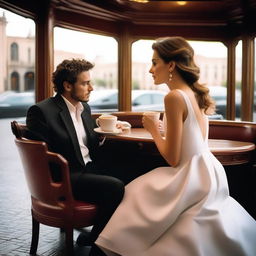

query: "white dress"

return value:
[95, 89, 256, 256]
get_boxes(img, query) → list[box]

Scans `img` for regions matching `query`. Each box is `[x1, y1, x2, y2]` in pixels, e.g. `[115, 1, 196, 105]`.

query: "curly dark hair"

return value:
[52, 58, 94, 94]
[152, 37, 215, 114]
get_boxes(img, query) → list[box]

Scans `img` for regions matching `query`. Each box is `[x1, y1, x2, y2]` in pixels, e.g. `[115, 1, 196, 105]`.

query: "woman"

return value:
[94, 37, 256, 256]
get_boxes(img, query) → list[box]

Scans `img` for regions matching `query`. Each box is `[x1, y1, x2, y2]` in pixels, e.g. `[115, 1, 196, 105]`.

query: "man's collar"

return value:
[61, 95, 84, 113]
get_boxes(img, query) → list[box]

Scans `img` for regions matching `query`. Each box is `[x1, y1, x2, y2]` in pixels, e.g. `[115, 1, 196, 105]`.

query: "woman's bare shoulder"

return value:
[164, 89, 185, 106]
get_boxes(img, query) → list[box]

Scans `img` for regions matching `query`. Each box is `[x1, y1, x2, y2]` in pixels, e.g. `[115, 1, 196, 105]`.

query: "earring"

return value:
[169, 72, 173, 81]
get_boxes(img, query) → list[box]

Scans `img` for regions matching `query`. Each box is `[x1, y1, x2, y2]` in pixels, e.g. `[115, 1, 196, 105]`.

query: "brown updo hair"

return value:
[152, 36, 215, 114]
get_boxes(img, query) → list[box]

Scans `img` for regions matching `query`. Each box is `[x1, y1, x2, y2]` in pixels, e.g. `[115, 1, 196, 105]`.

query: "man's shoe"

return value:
[76, 230, 93, 246]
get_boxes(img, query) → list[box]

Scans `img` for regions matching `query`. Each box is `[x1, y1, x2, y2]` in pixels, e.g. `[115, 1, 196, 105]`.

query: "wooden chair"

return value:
[11, 120, 28, 139]
[11, 121, 98, 255]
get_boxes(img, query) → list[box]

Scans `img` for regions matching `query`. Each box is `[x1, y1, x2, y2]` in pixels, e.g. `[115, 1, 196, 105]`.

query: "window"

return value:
[0, 8, 35, 118]
[133, 94, 151, 106]
[28, 47, 31, 62]
[152, 94, 165, 104]
[131, 40, 168, 112]
[131, 39, 228, 118]
[54, 27, 118, 112]
[11, 42, 18, 61]
[190, 41, 227, 119]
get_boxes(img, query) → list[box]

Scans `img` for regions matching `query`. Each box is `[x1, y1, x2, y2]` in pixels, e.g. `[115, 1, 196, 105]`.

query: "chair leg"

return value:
[30, 216, 40, 255]
[65, 227, 74, 255]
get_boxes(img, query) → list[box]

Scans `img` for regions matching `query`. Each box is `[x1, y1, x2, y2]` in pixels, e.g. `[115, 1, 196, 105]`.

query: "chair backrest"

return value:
[11, 120, 28, 139]
[15, 137, 75, 207]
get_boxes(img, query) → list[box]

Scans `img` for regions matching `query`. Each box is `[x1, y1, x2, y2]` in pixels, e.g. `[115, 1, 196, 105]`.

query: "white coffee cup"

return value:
[143, 111, 160, 123]
[96, 115, 118, 132]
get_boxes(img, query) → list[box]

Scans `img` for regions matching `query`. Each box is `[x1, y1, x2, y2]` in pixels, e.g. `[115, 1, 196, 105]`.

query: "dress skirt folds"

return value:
[95, 90, 256, 256]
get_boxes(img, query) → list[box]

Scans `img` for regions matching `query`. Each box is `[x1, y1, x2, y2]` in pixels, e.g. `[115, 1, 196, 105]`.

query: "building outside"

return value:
[0, 13, 84, 94]
[0, 13, 7, 93]
[0, 12, 241, 95]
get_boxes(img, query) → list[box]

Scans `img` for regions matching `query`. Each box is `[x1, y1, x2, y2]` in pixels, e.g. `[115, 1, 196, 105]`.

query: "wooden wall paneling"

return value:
[118, 24, 132, 111]
[241, 36, 255, 121]
[225, 39, 238, 120]
[129, 24, 229, 42]
[35, 0, 54, 101]
[54, 9, 121, 37]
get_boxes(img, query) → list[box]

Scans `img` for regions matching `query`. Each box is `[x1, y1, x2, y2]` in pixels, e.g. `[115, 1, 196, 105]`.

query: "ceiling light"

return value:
[177, 1, 187, 5]
[129, 0, 149, 3]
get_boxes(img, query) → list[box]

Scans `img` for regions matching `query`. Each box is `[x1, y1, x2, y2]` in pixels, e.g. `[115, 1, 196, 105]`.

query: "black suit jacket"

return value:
[26, 93, 100, 176]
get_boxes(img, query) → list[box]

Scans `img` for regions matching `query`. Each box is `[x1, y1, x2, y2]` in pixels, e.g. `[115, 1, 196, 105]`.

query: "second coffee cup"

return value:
[96, 115, 118, 132]
[143, 111, 160, 123]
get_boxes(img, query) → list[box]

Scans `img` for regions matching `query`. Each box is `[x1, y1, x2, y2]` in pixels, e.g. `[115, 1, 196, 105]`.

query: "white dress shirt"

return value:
[62, 95, 91, 166]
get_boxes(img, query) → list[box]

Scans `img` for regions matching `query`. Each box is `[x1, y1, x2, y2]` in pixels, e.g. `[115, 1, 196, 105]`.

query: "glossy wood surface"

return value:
[105, 128, 255, 166]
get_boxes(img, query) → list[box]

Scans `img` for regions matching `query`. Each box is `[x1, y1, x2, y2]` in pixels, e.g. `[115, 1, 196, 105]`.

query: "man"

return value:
[26, 59, 124, 255]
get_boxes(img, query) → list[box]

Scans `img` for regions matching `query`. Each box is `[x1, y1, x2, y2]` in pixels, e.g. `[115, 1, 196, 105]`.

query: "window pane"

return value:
[0, 8, 35, 119]
[132, 40, 168, 112]
[189, 41, 227, 120]
[54, 27, 118, 113]
[132, 39, 228, 118]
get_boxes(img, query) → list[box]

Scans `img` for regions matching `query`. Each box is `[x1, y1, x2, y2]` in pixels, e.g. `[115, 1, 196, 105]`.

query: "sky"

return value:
[1, 7, 234, 62]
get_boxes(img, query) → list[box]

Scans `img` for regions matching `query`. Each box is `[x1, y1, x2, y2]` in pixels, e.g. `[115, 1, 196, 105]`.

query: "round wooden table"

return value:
[106, 128, 255, 166]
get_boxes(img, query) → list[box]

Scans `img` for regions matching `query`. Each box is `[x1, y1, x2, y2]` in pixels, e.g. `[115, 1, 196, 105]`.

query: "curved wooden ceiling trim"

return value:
[1, 0, 256, 38]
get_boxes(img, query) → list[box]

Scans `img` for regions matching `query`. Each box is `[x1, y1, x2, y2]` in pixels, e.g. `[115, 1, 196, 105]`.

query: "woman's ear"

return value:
[169, 61, 175, 73]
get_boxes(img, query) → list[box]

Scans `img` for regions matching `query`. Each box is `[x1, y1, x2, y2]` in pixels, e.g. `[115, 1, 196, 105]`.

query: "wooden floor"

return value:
[0, 118, 91, 256]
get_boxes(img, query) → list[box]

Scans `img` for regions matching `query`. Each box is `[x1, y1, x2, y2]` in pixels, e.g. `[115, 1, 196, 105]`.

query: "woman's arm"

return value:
[143, 90, 186, 166]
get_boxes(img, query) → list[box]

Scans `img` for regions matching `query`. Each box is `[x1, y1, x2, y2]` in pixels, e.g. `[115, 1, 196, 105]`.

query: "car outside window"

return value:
[133, 94, 151, 106]
[152, 94, 165, 104]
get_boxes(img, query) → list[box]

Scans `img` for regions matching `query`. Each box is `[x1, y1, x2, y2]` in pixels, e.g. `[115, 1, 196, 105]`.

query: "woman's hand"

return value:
[142, 115, 159, 134]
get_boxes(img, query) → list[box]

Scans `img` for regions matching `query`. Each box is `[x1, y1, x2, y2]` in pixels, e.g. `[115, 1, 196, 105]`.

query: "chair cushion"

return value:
[31, 197, 98, 228]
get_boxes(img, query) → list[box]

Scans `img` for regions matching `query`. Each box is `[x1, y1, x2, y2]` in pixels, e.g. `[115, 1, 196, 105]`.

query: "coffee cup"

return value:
[96, 115, 118, 132]
[143, 111, 160, 123]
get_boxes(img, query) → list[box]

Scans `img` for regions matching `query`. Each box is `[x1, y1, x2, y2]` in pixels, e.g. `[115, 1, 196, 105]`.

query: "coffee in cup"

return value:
[143, 111, 160, 123]
[96, 115, 118, 132]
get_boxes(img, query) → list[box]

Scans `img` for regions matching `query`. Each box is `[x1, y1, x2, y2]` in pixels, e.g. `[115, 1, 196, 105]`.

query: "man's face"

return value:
[70, 71, 93, 103]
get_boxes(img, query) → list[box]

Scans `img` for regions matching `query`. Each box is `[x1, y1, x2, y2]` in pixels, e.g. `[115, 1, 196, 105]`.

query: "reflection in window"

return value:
[54, 27, 118, 112]
[11, 42, 18, 61]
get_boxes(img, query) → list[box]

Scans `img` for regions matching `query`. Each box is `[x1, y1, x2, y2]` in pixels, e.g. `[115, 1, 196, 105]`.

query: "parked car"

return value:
[88, 89, 168, 112]
[208, 86, 241, 119]
[0, 91, 35, 118]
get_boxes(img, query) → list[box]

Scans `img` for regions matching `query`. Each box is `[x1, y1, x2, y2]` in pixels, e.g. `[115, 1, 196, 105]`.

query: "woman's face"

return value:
[149, 50, 170, 85]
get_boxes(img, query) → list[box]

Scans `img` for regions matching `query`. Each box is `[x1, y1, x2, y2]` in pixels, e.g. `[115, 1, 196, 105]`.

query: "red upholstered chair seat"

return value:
[11, 121, 98, 255]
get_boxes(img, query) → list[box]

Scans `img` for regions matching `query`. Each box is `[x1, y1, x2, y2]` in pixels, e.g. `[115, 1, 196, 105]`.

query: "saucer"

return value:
[94, 127, 122, 135]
